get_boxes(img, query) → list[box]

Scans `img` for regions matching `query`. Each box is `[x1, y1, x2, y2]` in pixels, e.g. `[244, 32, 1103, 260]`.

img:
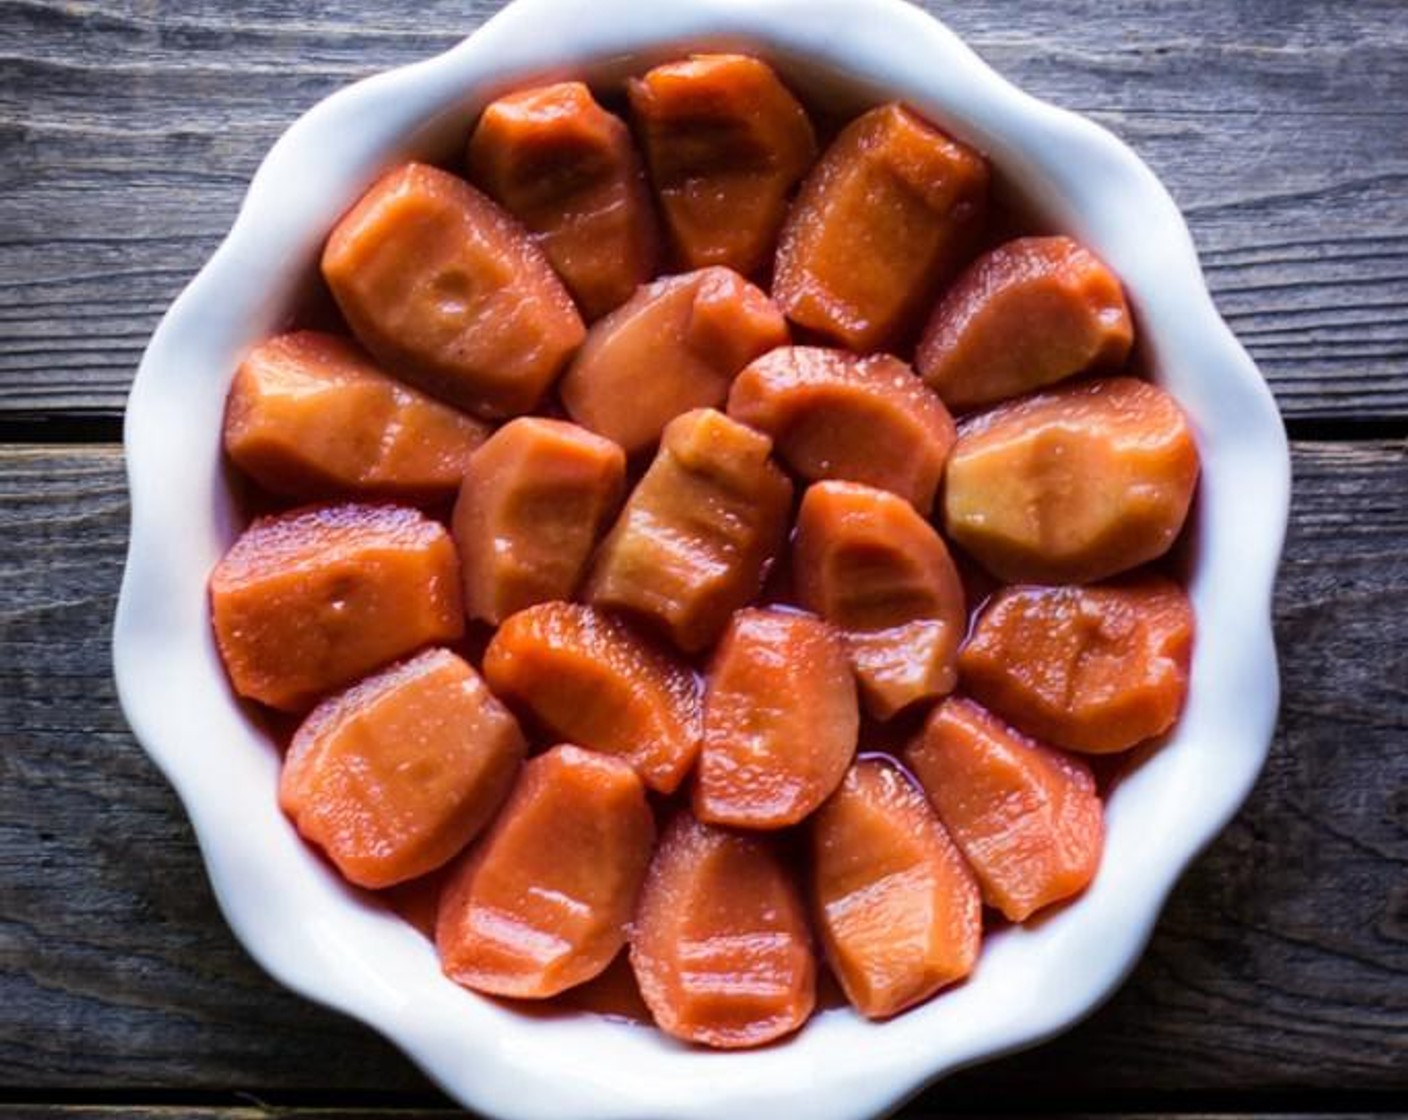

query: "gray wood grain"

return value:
[1, 441, 1403, 1098]
[1, 0, 1405, 422]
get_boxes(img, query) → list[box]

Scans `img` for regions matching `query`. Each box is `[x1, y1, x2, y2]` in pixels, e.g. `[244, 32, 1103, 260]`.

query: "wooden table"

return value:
[2, 1, 1404, 1117]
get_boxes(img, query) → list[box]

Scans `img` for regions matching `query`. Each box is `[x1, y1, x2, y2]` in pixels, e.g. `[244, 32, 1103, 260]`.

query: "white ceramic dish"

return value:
[113, 0, 1291, 1116]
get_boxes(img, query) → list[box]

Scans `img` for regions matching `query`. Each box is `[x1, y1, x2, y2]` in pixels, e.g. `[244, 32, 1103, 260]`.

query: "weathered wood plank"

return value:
[1, 0, 1405, 421]
[0, 441, 1403, 1097]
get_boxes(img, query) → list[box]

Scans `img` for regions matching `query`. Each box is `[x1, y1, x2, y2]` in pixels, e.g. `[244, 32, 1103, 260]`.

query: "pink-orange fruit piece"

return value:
[210, 503, 464, 711]
[631, 812, 816, 1048]
[587, 409, 793, 653]
[560, 267, 788, 456]
[793, 481, 966, 720]
[774, 103, 989, 352]
[942, 377, 1200, 584]
[321, 161, 585, 419]
[917, 235, 1134, 410]
[452, 417, 625, 625]
[811, 757, 981, 1019]
[223, 331, 490, 502]
[695, 608, 858, 829]
[905, 697, 1104, 922]
[482, 602, 702, 794]
[467, 82, 658, 320]
[727, 345, 956, 515]
[628, 54, 816, 276]
[959, 577, 1195, 754]
[279, 648, 525, 889]
[436, 744, 655, 998]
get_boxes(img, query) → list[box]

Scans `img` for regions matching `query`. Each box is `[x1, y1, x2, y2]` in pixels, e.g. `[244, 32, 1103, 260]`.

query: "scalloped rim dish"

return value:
[113, 1, 1291, 1117]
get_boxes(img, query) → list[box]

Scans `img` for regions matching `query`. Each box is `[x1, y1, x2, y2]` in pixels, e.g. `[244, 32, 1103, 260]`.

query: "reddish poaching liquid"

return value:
[381, 867, 447, 941]
[556, 951, 653, 1024]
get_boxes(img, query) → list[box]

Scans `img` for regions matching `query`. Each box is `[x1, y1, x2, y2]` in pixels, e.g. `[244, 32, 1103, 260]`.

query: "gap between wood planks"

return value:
[0, 414, 1403, 446]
